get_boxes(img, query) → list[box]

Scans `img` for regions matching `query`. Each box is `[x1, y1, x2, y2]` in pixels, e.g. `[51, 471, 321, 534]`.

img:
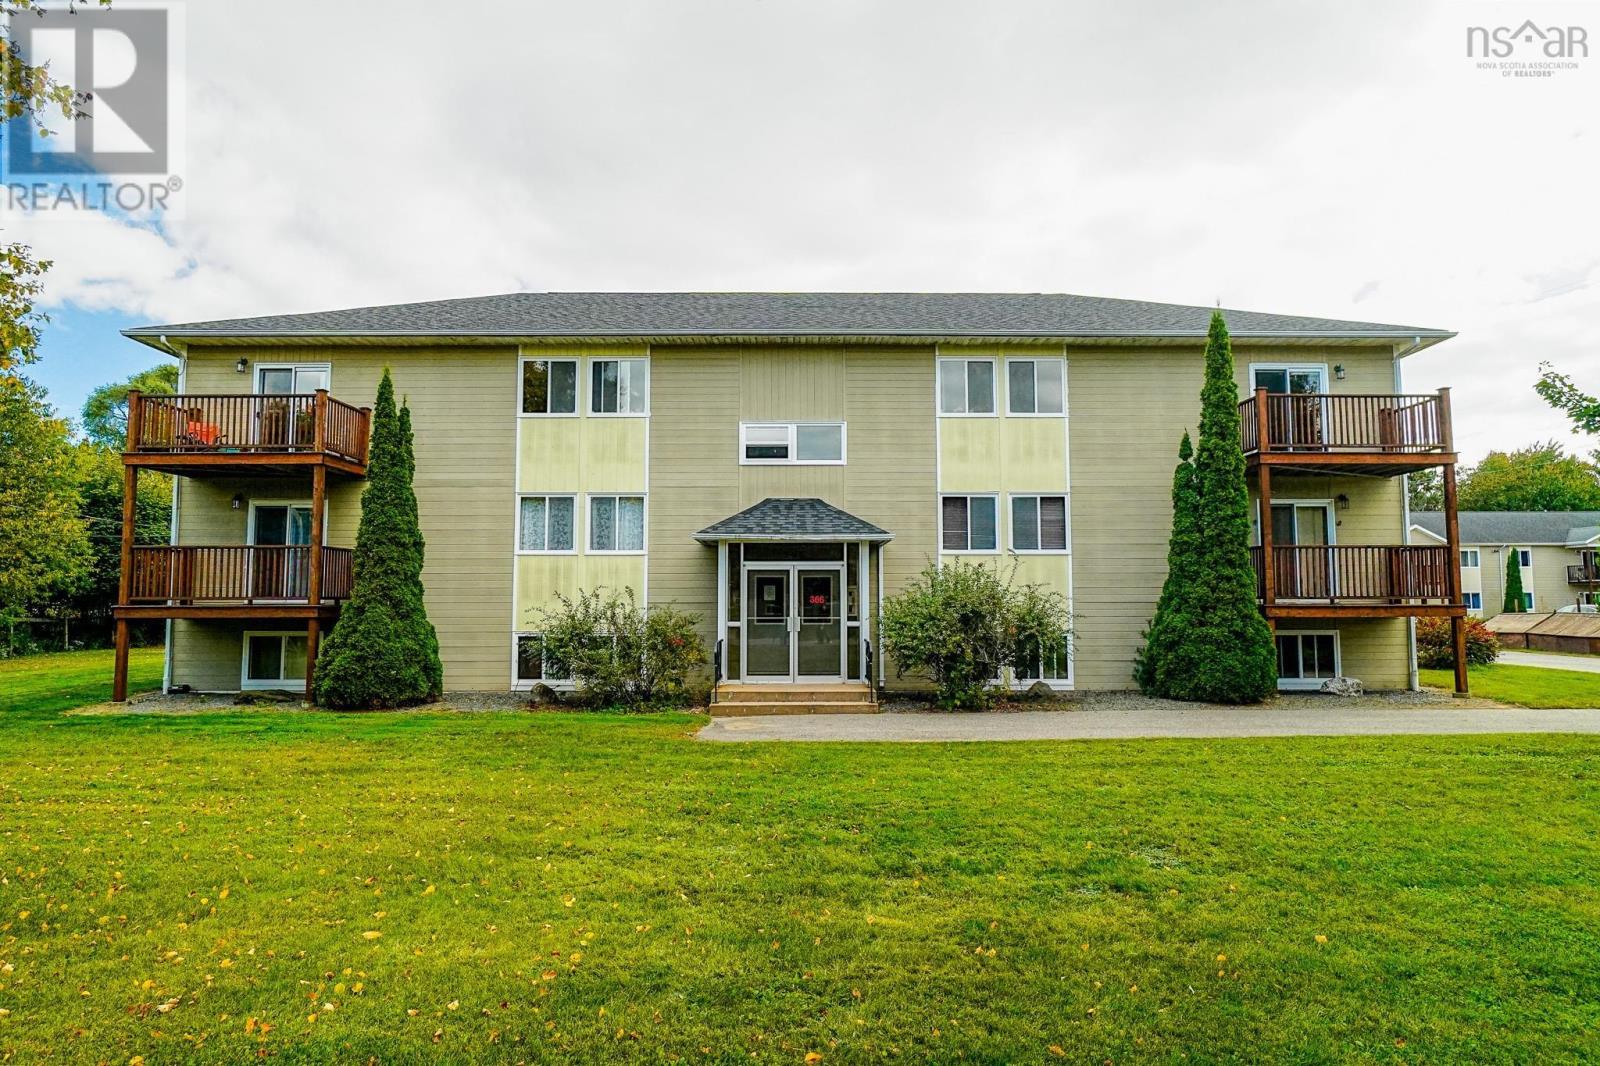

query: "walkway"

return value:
[1499, 650, 1600, 674]
[699, 704, 1600, 742]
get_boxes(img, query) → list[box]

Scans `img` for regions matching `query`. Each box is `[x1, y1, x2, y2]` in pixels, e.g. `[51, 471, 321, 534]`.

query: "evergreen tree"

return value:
[1135, 432, 1198, 693]
[1140, 312, 1278, 703]
[313, 370, 443, 707]
[1503, 550, 1526, 614]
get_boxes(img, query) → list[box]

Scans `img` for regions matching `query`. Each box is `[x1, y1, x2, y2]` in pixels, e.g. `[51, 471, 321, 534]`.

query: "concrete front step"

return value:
[713, 700, 878, 717]
[711, 682, 878, 717]
[715, 683, 875, 704]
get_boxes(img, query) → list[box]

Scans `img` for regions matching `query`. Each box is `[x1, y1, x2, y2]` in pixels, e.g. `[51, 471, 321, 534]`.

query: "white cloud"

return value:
[16, 0, 1600, 462]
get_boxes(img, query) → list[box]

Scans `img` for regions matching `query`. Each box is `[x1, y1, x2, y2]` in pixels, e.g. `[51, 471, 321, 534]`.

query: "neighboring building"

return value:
[107, 292, 1469, 702]
[1410, 511, 1600, 617]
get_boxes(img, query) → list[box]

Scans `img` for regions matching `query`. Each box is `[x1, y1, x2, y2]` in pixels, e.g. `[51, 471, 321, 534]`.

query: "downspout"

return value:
[1395, 343, 1420, 690]
[158, 335, 185, 694]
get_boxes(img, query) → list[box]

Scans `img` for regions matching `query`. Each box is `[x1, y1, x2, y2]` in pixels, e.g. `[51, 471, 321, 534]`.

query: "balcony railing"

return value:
[1568, 564, 1600, 586]
[125, 545, 354, 605]
[127, 391, 370, 465]
[1250, 545, 1454, 605]
[1240, 391, 1450, 455]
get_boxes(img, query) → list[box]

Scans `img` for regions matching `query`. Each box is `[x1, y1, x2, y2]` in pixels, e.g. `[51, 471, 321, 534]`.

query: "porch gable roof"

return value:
[695, 497, 893, 544]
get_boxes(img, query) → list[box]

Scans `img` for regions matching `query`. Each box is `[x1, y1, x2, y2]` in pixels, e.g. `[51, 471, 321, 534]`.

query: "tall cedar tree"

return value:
[1135, 432, 1197, 693]
[1141, 312, 1278, 702]
[313, 370, 442, 707]
[1503, 550, 1526, 614]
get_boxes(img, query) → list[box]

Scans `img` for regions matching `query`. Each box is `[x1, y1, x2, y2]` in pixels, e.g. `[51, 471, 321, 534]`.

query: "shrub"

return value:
[880, 560, 1071, 710]
[314, 369, 443, 709]
[1417, 617, 1500, 669]
[1137, 312, 1277, 704]
[536, 588, 707, 709]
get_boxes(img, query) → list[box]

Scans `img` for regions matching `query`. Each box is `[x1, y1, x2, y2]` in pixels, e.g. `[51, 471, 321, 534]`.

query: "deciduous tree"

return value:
[1457, 443, 1600, 512]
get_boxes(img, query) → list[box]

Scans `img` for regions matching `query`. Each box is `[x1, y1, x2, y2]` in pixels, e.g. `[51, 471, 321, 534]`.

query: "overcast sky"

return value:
[13, 0, 1600, 464]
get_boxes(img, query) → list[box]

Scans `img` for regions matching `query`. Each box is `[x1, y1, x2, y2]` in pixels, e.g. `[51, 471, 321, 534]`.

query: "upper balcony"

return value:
[1569, 559, 1600, 586]
[1239, 388, 1456, 478]
[1250, 544, 1465, 619]
[124, 389, 371, 477]
[115, 544, 353, 621]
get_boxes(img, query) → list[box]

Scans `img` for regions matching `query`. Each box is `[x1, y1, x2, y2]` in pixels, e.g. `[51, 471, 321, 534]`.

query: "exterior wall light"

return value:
[235, 357, 249, 374]
[1333, 364, 1346, 380]
[1336, 493, 1351, 510]
[232, 493, 244, 510]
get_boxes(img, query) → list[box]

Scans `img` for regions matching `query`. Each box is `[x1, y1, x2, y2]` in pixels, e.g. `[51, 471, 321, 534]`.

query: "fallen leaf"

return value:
[422, 885, 436, 896]
[362, 931, 382, 940]
[1048, 1047, 1066, 1058]
[805, 1054, 823, 1064]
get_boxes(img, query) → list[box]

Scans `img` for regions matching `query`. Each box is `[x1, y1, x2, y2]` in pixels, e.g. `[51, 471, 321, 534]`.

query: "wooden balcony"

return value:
[1568, 563, 1600, 586]
[1240, 389, 1455, 477]
[124, 389, 370, 477]
[114, 545, 353, 621]
[1250, 545, 1465, 619]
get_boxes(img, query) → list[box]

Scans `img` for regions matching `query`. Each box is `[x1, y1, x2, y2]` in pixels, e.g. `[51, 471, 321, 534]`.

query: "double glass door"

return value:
[743, 566, 844, 681]
[251, 503, 314, 600]
[1270, 503, 1333, 600]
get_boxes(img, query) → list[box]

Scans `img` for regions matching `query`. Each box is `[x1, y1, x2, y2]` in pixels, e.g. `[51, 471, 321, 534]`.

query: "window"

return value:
[589, 495, 645, 552]
[1006, 359, 1065, 414]
[518, 495, 576, 552]
[938, 358, 996, 415]
[1460, 549, 1480, 568]
[739, 422, 846, 465]
[1275, 632, 1338, 688]
[1016, 635, 1071, 683]
[515, 634, 570, 683]
[257, 364, 329, 394]
[1464, 591, 1483, 611]
[242, 632, 308, 689]
[941, 495, 998, 552]
[1524, 592, 1536, 611]
[591, 358, 649, 414]
[1010, 495, 1068, 552]
[521, 359, 578, 415]
[1250, 365, 1326, 394]
[1516, 548, 1534, 568]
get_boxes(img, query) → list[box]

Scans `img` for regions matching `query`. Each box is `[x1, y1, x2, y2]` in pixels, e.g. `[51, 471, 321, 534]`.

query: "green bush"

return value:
[880, 560, 1071, 710]
[1416, 616, 1500, 669]
[536, 588, 707, 709]
[314, 369, 443, 709]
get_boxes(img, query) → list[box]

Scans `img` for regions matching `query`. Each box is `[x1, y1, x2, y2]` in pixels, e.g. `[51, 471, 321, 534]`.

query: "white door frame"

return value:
[737, 561, 847, 683]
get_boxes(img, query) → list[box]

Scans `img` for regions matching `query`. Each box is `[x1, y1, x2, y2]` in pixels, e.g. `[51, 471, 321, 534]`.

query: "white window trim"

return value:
[939, 493, 1001, 555]
[244, 498, 323, 545]
[254, 362, 332, 393]
[1006, 493, 1071, 554]
[1464, 591, 1483, 612]
[240, 631, 310, 690]
[936, 357, 999, 418]
[517, 355, 581, 418]
[738, 422, 848, 466]
[1275, 630, 1341, 691]
[509, 632, 575, 691]
[1002, 357, 1067, 418]
[1460, 548, 1481, 568]
[587, 356, 651, 418]
[1254, 498, 1338, 547]
[516, 493, 579, 555]
[1247, 362, 1330, 394]
[1007, 635, 1074, 691]
[585, 493, 648, 555]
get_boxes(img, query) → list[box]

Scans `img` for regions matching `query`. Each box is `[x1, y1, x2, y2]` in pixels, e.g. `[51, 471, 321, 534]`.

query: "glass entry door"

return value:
[740, 564, 846, 682]
[744, 570, 791, 679]
[1269, 503, 1333, 600]
[251, 503, 314, 600]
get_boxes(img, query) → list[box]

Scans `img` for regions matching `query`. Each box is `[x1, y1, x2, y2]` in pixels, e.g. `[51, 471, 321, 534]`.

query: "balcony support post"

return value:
[125, 388, 143, 451]
[113, 463, 138, 702]
[1442, 457, 1469, 696]
[1253, 386, 1270, 455]
[1258, 460, 1276, 622]
[306, 459, 327, 705]
[305, 618, 320, 705]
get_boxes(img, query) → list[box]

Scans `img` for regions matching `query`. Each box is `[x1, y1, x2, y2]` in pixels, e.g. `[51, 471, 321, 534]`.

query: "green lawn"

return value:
[2, 653, 1599, 1062]
[1422, 661, 1600, 708]
[0, 646, 164, 719]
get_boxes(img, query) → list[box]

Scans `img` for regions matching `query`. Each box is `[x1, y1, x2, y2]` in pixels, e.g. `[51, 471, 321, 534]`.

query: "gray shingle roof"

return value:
[125, 292, 1452, 342]
[695, 498, 893, 543]
[1412, 511, 1600, 546]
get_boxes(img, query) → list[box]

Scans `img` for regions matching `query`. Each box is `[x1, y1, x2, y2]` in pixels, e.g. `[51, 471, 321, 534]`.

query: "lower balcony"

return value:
[114, 545, 353, 621]
[1250, 545, 1465, 619]
[1569, 564, 1600, 586]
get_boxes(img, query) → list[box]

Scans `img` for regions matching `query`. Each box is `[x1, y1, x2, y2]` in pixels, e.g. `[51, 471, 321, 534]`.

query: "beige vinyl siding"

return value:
[1456, 543, 1586, 618]
[170, 345, 517, 691]
[646, 345, 937, 663]
[1068, 343, 1410, 690]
